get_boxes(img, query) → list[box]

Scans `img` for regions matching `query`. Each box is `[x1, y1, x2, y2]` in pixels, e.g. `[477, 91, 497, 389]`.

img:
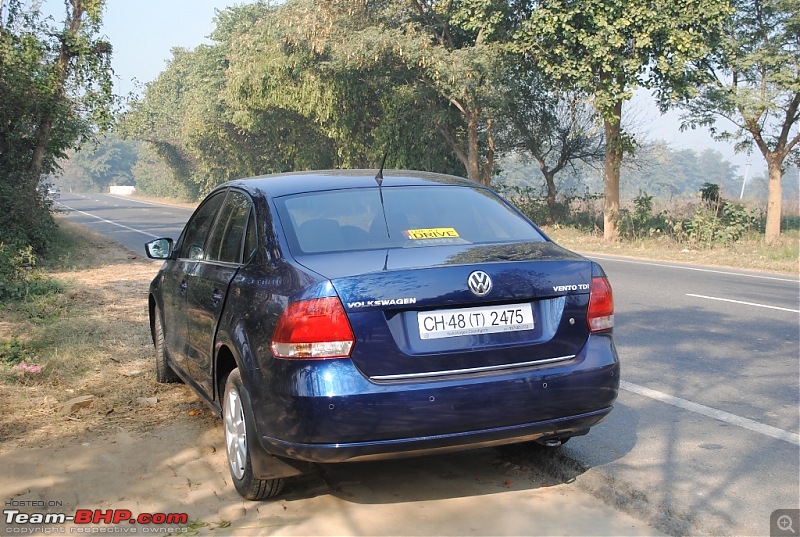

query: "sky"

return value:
[47, 0, 765, 178]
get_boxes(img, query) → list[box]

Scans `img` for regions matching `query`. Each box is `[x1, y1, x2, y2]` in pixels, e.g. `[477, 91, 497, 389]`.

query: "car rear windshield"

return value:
[274, 185, 545, 255]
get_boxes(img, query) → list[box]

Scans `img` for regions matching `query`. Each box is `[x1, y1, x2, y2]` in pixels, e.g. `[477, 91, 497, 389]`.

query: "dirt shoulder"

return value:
[1, 415, 661, 536]
[0, 218, 194, 451]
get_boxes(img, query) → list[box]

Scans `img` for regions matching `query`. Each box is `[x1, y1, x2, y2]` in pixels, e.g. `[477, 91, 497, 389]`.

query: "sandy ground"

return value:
[1, 412, 663, 536]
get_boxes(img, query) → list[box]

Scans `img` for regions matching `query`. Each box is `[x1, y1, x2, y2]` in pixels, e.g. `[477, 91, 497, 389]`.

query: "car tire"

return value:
[153, 304, 180, 383]
[223, 368, 285, 500]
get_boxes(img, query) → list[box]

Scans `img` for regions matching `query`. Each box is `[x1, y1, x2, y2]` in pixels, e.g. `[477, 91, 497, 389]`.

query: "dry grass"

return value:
[0, 218, 204, 452]
[544, 226, 800, 275]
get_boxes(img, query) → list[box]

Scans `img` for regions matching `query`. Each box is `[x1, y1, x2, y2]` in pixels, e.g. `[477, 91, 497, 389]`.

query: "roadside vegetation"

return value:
[0, 219, 197, 451]
[502, 183, 799, 274]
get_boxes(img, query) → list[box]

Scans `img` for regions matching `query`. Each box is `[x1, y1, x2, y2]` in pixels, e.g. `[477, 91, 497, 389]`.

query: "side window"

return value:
[206, 191, 252, 264]
[178, 192, 226, 260]
[243, 208, 258, 262]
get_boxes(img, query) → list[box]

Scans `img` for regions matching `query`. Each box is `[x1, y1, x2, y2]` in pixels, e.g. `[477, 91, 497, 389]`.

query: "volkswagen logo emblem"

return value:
[468, 271, 492, 297]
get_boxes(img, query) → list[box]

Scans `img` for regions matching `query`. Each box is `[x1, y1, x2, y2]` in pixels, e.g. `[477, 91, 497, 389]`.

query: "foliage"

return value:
[0, 243, 61, 302]
[129, 145, 193, 200]
[618, 192, 673, 240]
[502, 179, 761, 248]
[122, 0, 544, 192]
[57, 132, 138, 192]
[223, 0, 502, 180]
[121, 3, 343, 196]
[680, 0, 800, 243]
[679, 200, 760, 247]
[499, 184, 604, 231]
[0, 337, 37, 366]
[515, 0, 731, 239]
[0, 0, 114, 251]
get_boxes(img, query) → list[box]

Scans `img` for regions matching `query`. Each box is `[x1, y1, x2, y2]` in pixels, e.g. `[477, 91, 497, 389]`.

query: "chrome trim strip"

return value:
[370, 355, 576, 382]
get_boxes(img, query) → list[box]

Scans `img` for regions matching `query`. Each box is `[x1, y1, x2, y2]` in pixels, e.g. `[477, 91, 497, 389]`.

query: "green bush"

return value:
[0, 179, 59, 254]
[0, 337, 37, 366]
[0, 243, 61, 302]
[618, 191, 673, 240]
[678, 197, 759, 247]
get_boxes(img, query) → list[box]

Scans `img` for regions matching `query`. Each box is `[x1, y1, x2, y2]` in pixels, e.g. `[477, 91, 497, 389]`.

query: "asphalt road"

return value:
[57, 192, 800, 536]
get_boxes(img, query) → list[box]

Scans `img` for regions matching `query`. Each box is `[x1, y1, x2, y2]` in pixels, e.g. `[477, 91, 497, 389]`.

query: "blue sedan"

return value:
[145, 170, 619, 500]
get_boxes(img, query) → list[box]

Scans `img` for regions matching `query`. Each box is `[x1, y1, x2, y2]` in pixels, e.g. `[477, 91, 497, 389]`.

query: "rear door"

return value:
[162, 191, 226, 376]
[185, 190, 253, 395]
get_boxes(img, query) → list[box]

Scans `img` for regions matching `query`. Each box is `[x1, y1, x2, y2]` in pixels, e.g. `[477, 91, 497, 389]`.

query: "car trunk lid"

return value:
[295, 242, 595, 380]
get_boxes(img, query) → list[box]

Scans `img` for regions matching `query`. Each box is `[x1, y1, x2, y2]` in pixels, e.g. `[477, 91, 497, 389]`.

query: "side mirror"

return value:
[145, 238, 174, 260]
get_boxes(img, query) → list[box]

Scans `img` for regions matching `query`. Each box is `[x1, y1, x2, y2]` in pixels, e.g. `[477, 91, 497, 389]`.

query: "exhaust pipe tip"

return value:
[536, 438, 564, 448]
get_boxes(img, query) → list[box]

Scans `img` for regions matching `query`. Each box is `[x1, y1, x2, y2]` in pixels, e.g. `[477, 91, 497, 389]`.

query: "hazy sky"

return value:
[50, 0, 761, 175]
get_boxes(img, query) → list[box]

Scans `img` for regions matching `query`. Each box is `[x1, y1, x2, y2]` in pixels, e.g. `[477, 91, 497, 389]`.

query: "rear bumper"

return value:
[248, 333, 619, 463]
[260, 406, 611, 463]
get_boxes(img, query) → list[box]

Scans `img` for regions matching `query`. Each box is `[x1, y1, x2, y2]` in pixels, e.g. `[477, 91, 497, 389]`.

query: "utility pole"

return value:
[739, 155, 751, 199]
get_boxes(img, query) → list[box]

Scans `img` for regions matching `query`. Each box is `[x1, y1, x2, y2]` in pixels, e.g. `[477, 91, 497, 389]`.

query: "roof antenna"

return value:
[375, 152, 388, 187]
[375, 152, 390, 238]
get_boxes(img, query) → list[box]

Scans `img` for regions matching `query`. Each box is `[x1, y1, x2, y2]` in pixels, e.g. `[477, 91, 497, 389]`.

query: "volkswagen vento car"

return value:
[145, 170, 619, 500]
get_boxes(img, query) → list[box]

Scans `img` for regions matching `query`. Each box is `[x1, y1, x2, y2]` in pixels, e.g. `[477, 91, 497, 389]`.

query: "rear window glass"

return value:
[274, 186, 545, 255]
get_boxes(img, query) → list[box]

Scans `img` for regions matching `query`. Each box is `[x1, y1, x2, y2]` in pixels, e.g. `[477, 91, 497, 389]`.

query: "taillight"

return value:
[587, 276, 614, 332]
[270, 297, 355, 359]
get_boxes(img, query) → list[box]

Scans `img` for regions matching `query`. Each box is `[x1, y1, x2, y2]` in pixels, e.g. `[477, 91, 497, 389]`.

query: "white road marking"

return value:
[106, 194, 166, 206]
[686, 293, 800, 313]
[587, 255, 798, 283]
[620, 380, 800, 446]
[58, 204, 159, 239]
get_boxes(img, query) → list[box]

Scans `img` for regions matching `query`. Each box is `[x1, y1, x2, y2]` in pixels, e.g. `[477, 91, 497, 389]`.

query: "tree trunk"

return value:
[602, 100, 623, 241]
[29, 117, 54, 179]
[480, 117, 494, 187]
[466, 108, 480, 183]
[764, 154, 783, 243]
[543, 170, 557, 224]
[28, 1, 84, 179]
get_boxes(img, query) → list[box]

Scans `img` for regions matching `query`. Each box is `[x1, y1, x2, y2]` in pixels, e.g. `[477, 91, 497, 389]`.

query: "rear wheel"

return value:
[153, 304, 180, 383]
[224, 369, 284, 500]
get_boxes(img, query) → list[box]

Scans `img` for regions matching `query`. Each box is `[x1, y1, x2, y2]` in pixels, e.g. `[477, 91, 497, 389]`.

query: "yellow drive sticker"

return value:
[404, 227, 460, 240]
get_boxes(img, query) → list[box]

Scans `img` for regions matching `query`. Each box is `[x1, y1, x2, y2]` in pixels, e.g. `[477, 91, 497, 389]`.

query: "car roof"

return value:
[220, 169, 480, 198]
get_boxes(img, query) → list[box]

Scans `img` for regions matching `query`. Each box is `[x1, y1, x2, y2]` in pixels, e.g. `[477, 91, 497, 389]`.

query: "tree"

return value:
[681, 0, 799, 243]
[250, 0, 526, 184]
[498, 63, 604, 222]
[223, 0, 466, 175]
[517, 0, 730, 240]
[122, 4, 342, 197]
[0, 0, 113, 250]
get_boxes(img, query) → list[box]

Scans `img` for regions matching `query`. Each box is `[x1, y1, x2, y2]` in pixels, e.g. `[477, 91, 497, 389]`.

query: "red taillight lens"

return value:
[588, 276, 614, 332]
[270, 297, 355, 359]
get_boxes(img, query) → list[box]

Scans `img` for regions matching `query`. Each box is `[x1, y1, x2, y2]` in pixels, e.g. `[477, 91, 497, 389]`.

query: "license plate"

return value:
[417, 304, 534, 340]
